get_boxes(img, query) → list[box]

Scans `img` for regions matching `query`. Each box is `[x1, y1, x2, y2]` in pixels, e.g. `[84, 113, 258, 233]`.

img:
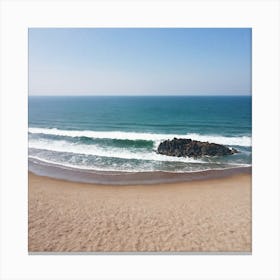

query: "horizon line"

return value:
[28, 94, 252, 97]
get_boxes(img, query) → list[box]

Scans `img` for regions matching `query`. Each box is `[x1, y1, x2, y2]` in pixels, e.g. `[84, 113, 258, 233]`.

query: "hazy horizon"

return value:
[29, 94, 251, 97]
[29, 28, 252, 96]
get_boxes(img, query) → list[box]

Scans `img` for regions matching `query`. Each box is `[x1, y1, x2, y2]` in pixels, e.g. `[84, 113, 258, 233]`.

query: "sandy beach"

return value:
[28, 172, 251, 252]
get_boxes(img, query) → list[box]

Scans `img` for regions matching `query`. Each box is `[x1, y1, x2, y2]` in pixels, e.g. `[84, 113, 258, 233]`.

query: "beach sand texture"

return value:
[28, 172, 251, 252]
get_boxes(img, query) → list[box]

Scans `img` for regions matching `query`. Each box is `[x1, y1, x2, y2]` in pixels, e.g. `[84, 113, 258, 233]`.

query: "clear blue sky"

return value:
[29, 28, 251, 96]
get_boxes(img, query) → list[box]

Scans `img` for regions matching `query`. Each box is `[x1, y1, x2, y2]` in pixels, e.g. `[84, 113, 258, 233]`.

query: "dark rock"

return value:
[157, 138, 238, 158]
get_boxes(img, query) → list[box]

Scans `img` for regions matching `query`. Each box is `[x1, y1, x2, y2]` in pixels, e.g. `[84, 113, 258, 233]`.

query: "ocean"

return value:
[28, 96, 252, 184]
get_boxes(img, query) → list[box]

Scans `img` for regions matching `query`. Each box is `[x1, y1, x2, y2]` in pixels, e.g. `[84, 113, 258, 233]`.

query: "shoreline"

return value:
[29, 157, 251, 185]
[29, 172, 251, 252]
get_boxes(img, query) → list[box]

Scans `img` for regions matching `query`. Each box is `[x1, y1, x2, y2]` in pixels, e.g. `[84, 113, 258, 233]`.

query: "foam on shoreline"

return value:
[29, 157, 251, 185]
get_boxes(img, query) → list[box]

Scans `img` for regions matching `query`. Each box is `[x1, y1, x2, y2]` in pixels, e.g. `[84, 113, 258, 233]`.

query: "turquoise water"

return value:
[28, 96, 252, 173]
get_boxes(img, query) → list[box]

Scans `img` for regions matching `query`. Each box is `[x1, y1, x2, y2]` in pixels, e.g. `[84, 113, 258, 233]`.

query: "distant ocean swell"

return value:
[28, 127, 252, 175]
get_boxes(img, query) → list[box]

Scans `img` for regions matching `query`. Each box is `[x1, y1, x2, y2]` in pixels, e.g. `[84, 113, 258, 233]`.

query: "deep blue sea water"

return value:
[28, 96, 252, 173]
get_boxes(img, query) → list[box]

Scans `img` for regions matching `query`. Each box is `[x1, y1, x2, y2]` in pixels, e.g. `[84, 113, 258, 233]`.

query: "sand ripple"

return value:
[28, 173, 251, 252]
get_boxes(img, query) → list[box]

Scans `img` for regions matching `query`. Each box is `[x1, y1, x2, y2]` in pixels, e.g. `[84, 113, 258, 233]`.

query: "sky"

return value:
[29, 28, 251, 96]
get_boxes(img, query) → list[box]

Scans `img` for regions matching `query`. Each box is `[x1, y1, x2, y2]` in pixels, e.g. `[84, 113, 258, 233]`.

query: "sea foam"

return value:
[29, 127, 251, 147]
[28, 138, 205, 163]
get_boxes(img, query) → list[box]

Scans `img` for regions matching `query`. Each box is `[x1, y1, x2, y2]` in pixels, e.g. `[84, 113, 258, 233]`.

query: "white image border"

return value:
[0, 0, 280, 279]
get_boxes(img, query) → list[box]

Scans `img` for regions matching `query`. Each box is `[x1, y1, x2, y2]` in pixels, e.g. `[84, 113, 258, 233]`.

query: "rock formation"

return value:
[157, 138, 238, 158]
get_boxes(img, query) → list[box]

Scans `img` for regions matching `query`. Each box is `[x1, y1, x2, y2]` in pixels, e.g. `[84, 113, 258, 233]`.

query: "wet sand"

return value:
[28, 172, 251, 252]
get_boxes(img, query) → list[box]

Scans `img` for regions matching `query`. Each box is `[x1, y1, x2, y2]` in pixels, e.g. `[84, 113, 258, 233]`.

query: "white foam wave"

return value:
[28, 155, 250, 173]
[29, 127, 251, 147]
[28, 138, 205, 163]
[29, 155, 149, 172]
